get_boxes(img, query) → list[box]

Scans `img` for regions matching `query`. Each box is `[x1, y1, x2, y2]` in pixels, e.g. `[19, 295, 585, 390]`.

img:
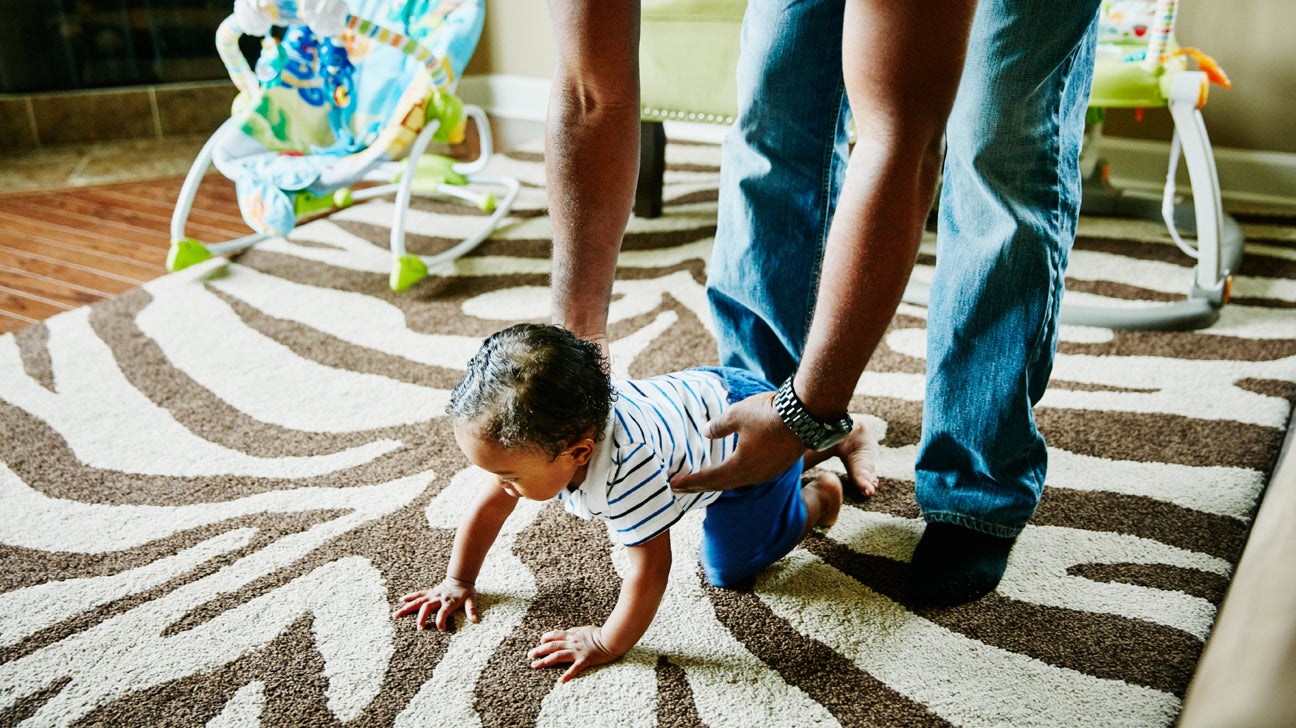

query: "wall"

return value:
[463, 0, 555, 81]
[1104, 0, 1296, 155]
[467, 0, 1295, 156]
[0, 82, 235, 151]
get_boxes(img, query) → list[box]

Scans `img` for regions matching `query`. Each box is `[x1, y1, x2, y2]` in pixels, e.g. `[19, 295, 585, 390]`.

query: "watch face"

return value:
[806, 423, 851, 451]
[775, 377, 853, 451]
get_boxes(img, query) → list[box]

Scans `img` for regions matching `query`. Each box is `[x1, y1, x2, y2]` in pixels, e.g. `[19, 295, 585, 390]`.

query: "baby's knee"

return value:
[702, 559, 759, 591]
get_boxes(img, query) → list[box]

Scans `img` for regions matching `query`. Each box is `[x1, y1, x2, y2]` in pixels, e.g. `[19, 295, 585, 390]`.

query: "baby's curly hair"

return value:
[447, 323, 614, 459]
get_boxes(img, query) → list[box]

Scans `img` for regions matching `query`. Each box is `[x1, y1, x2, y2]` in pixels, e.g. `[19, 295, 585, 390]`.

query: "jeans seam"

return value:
[923, 510, 1023, 539]
[803, 81, 848, 345]
[1030, 33, 1087, 370]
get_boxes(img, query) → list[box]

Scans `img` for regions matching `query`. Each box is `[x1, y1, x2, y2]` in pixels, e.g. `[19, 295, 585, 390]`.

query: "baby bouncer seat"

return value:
[1067, 0, 1241, 330]
[168, 0, 519, 292]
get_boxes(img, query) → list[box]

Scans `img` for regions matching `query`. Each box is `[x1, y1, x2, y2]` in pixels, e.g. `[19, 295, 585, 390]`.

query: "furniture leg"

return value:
[634, 120, 667, 218]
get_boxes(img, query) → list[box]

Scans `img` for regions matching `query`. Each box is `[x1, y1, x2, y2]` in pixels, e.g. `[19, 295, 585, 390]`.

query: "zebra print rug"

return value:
[3, 142, 1295, 727]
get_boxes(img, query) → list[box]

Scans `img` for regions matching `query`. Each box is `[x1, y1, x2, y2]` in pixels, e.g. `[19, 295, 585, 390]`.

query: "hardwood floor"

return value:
[0, 116, 542, 336]
[0, 173, 245, 334]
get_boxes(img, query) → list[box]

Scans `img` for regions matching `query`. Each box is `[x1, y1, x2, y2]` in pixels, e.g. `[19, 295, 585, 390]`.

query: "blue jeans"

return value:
[709, 0, 1101, 537]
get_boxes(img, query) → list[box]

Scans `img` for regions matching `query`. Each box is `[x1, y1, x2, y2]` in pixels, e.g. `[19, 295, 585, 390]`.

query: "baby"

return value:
[393, 323, 878, 682]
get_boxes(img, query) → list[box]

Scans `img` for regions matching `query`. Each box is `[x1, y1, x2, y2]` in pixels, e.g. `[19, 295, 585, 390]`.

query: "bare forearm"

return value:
[599, 534, 671, 655]
[545, 0, 640, 343]
[546, 116, 635, 342]
[794, 144, 937, 418]
[795, 0, 975, 419]
[445, 486, 518, 584]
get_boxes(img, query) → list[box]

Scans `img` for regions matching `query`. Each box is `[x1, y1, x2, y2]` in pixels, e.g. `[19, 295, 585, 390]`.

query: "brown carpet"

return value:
[2, 142, 1295, 727]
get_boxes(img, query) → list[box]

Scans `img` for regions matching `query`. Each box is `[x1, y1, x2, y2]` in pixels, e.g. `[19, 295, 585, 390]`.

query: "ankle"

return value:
[802, 473, 843, 532]
[906, 521, 1016, 606]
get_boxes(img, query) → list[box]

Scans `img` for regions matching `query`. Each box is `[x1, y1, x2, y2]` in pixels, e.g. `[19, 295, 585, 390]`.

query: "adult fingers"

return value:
[671, 392, 801, 493]
[669, 457, 751, 494]
[700, 408, 738, 440]
[672, 434, 801, 493]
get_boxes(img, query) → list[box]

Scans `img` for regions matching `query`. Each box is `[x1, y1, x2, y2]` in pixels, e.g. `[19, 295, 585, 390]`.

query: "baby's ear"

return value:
[565, 433, 597, 466]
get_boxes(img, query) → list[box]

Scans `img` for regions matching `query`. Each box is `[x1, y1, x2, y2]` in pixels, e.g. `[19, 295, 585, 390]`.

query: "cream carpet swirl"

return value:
[3, 142, 1295, 727]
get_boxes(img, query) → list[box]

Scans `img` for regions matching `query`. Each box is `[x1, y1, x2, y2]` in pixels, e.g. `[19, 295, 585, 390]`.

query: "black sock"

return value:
[906, 522, 1015, 606]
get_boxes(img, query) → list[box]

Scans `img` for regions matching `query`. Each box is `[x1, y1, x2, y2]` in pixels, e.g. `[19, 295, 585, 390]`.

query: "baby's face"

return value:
[453, 423, 588, 501]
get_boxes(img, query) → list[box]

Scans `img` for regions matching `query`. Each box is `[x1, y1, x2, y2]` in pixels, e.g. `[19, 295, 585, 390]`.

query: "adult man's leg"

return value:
[911, 0, 1103, 606]
[708, 0, 850, 387]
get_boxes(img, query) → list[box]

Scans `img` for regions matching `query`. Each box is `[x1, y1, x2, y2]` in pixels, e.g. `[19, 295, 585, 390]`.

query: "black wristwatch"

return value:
[773, 376, 853, 451]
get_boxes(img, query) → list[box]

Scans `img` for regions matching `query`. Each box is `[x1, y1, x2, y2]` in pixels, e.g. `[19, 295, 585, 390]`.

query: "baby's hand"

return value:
[392, 577, 478, 632]
[528, 625, 621, 683]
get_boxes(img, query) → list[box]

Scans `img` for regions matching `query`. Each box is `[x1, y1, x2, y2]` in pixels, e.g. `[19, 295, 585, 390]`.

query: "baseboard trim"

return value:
[459, 73, 1296, 207]
[458, 74, 550, 123]
[457, 73, 729, 144]
[1100, 137, 1296, 209]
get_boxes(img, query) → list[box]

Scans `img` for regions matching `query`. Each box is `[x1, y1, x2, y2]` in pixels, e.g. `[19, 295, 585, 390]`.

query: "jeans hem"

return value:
[923, 511, 1023, 539]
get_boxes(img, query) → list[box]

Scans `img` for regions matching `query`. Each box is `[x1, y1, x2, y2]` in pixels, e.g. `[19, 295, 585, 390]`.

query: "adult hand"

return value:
[528, 625, 621, 683]
[669, 391, 803, 494]
[392, 576, 479, 632]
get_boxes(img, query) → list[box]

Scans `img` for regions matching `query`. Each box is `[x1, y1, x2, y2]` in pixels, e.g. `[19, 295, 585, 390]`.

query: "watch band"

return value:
[773, 376, 854, 451]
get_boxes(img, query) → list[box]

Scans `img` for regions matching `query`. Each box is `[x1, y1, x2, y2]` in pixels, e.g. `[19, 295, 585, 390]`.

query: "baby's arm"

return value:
[528, 530, 672, 682]
[393, 482, 518, 631]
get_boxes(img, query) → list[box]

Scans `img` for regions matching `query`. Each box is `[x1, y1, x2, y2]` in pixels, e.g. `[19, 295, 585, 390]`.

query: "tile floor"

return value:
[0, 135, 213, 195]
[0, 115, 543, 195]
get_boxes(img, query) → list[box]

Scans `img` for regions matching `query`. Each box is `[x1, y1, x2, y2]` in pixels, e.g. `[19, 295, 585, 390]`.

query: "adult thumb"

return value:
[670, 459, 744, 494]
[701, 410, 738, 441]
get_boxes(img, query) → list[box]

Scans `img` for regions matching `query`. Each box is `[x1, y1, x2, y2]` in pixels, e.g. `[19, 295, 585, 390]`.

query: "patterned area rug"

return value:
[3, 143, 1295, 727]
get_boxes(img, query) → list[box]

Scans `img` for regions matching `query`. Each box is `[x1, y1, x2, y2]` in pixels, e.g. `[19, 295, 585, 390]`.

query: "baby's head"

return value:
[447, 324, 614, 499]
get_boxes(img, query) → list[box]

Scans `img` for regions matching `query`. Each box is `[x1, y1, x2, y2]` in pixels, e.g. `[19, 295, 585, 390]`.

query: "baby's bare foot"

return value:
[803, 472, 844, 530]
[837, 415, 880, 496]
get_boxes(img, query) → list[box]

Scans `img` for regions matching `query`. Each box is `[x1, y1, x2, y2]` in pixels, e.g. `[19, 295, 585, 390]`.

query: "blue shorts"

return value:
[690, 367, 807, 588]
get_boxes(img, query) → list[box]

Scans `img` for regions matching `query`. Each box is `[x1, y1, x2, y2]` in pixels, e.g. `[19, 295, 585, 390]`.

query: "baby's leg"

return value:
[804, 415, 880, 496]
[800, 471, 843, 535]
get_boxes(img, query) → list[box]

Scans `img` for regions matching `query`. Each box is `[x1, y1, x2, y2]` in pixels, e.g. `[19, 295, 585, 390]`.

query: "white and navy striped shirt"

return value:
[558, 370, 734, 546]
